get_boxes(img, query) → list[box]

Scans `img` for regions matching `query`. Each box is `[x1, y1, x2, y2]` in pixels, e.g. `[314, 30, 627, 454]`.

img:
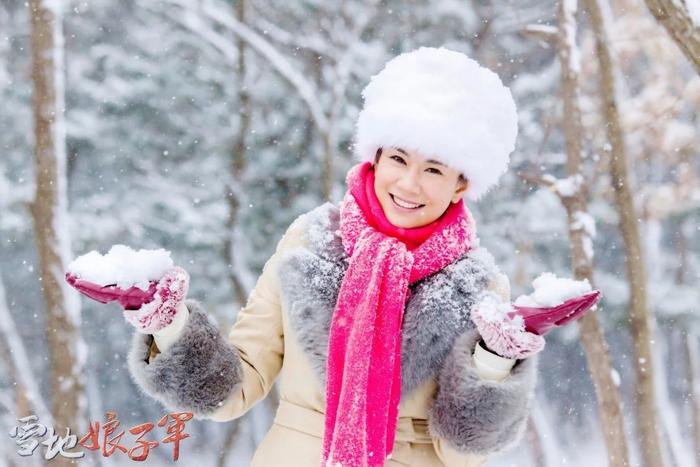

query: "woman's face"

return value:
[373, 147, 468, 228]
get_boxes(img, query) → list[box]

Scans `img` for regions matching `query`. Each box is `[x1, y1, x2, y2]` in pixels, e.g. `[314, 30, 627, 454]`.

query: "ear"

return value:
[451, 179, 469, 203]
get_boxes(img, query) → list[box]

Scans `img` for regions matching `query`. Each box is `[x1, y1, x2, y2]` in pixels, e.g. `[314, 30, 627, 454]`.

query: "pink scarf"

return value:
[321, 162, 476, 466]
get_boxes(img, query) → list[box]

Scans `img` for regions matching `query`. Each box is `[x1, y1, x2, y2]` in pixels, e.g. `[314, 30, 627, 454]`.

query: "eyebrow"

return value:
[394, 148, 446, 167]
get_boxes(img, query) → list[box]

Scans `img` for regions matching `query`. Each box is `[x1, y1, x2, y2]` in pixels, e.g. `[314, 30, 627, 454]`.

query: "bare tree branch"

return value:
[644, 0, 700, 75]
[583, 0, 666, 465]
[556, 1, 631, 465]
[153, 0, 330, 134]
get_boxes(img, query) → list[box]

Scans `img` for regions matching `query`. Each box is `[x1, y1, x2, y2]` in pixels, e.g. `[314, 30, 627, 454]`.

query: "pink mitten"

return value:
[66, 266, 189, 334]
[121, 267, 189, 334]
[471, 296, 545, 360]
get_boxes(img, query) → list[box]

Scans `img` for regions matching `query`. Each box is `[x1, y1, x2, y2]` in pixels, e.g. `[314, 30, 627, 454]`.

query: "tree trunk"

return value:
[677, 217, 700, 466]
[653, 326, 689, 467]
[218, 1, 281, 464]
[684, 326, 700, 466]
[223, 0, 250, 307]
[321, 131, 334, 201]
[583, 1, 665, 465]
[644, 0, 700, 75]
[310, 52, 333, 202]
[28, 1, 86, 465]
[556, 2, 631, 465]
[0, 271, 51, 422]
[219, 0, 248, 463]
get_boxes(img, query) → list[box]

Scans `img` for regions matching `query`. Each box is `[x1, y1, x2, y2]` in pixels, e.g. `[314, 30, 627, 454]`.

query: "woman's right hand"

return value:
[122, 266, 190, 334]
[470, 295, 545, 360]
[66, 266, 190, 335]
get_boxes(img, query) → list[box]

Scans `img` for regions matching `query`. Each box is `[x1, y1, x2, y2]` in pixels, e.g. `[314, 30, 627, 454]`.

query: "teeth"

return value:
[392, 195, 421, 209]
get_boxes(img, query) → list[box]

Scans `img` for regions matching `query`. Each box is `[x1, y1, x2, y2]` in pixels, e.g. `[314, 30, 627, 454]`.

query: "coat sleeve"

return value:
[428, 269, 540, 461]
[127, 222, 304, 421]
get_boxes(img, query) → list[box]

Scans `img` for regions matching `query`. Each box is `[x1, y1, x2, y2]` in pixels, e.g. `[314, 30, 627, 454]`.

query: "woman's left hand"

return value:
[471, 296, 545, 360]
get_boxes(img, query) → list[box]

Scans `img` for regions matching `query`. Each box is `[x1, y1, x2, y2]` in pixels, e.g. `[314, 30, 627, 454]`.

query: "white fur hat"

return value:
[353, 47, 518, 201]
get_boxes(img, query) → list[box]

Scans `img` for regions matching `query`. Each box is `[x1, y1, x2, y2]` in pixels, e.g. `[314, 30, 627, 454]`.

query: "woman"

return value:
[124, 47, 544, 466]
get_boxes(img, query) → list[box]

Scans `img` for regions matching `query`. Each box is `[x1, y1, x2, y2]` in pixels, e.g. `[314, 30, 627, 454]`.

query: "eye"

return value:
[426, 167, 443, 175]
[390, 155, 406, 164]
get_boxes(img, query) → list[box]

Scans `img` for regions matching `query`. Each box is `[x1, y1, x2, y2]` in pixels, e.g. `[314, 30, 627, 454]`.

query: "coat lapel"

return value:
[277, 202, 495, 396]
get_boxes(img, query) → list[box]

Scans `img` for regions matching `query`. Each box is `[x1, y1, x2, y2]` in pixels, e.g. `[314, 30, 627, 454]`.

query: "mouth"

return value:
[390, 193, 425, 210]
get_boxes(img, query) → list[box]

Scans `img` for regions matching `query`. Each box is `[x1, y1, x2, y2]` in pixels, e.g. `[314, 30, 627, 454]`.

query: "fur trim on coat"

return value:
[127, 299, 244, 419]
[428, 327, 537, 455]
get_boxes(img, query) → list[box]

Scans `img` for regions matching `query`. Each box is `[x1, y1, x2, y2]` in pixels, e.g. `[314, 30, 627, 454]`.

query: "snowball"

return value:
[514, 272, 592, 307]
[478, 295, 525, 329]
[512, 295, 540, 307]
[67, 245, 173, 291]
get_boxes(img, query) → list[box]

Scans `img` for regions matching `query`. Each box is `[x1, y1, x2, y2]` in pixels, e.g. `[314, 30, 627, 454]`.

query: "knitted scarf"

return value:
[321, 162, 476, 466]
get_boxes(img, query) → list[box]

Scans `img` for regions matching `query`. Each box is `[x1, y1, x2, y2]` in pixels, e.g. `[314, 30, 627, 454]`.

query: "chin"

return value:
[387, 214, 430, 229]
[388, 219, 413, 228]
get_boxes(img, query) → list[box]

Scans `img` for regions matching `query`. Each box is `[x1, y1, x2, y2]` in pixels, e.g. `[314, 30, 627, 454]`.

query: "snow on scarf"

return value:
[322, 161, 476, 466]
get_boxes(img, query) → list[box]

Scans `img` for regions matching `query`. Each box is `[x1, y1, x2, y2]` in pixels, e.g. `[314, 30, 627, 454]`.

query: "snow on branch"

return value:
[253, 17, 334, 58]
[571, 210, 597, 259]
[151, 0, 329, 134]
[520, 172, 585, 200]
[521, 23, 559, 43]
[155, 5, 239, 61]
[561, 0, 582, 75]
[543, 173, 585, 198]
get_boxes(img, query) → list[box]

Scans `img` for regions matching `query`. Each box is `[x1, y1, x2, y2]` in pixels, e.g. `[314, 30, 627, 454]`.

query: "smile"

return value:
[390, 194, 425, 210]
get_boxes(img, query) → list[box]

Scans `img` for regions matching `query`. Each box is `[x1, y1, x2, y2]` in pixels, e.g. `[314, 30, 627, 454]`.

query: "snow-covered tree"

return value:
[27, 1, 87, 465]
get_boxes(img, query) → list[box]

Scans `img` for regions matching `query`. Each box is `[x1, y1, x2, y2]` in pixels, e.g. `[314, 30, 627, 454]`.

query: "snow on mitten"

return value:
[123, 266, 189, 334]
[471, 294, 545, 360]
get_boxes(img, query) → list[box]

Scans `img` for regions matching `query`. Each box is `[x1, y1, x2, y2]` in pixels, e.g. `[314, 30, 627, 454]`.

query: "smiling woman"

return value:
[118, 47, 540, 467]
[372, 147, 469, 228]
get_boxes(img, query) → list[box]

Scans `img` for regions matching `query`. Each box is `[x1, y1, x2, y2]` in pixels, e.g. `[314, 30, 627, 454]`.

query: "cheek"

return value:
[423, 180, 454, 204]
[374, 170, 397, 193]
[373, 173, 393, 200]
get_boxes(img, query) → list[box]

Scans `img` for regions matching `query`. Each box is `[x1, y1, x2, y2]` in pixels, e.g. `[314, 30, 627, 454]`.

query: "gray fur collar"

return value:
[277, 202, 499, 396]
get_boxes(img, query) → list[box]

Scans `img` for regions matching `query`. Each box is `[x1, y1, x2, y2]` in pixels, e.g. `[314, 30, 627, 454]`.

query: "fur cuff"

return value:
[428, 326, 538, 456]
[127, 299, 243, 419]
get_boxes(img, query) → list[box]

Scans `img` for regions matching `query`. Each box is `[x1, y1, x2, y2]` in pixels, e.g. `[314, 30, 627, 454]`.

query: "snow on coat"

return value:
[127, 202, 539, 466]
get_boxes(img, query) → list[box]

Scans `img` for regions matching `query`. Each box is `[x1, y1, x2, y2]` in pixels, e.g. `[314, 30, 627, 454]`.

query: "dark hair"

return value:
[373, 147, 468, 186]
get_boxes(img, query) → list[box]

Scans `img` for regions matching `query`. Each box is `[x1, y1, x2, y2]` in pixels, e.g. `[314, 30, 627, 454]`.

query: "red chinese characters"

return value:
[78, 411, 193, 462]
[158, 412, 194, 461]
[128, 422, 159, 461]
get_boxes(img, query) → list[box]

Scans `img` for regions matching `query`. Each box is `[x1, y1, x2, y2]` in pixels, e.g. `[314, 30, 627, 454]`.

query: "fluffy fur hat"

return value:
[353, 47, 519, 201]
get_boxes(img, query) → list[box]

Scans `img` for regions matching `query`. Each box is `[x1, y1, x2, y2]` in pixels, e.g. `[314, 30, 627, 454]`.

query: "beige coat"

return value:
[141, 205, 536, 467]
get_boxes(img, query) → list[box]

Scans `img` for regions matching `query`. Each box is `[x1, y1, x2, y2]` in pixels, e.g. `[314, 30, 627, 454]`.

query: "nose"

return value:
[395, 166, 422, 195]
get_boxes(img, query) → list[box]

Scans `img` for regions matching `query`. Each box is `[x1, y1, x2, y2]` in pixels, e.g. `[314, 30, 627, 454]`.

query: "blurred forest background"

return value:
[1, 0, 699, 466]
